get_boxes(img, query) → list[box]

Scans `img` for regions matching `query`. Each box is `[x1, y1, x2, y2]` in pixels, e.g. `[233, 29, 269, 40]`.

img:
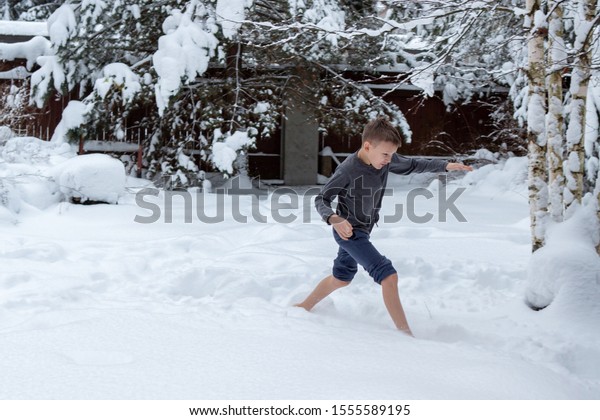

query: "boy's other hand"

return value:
[446, 162, 473, 171]
[330, 216, 353, 240]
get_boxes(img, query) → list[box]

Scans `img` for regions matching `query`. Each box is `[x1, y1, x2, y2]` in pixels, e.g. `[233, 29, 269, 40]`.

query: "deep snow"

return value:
[1, 143, 599, 399]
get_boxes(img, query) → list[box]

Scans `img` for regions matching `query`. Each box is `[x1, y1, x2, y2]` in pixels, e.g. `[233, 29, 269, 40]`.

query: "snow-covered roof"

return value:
[0, 20, 48, 37]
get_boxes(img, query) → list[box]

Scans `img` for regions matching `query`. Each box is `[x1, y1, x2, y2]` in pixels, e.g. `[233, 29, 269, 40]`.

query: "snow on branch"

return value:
[211, 130, 254, 175]
[0, 37, 52, 70]
[94, 63, 141, 105]
[47, 4, 77, 48]
[216, 0, 254, 39]
[30, 55, 66, 108]
[153, 7, 218, 115]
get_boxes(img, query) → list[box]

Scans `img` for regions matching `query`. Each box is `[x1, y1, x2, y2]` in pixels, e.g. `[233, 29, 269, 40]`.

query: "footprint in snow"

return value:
[63, 350, 133, 366]
[421, 323, 472, 344]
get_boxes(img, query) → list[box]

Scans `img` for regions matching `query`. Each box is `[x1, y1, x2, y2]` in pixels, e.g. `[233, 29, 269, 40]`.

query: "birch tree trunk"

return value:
[527, 0, 549, 252]
[597, 173, 600, 254]
[564, 0, 595, 216]
[546, 0, 566, 222]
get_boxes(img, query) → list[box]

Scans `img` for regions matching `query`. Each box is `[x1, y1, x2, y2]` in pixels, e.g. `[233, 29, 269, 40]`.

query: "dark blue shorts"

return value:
[332, 229, 397, 284]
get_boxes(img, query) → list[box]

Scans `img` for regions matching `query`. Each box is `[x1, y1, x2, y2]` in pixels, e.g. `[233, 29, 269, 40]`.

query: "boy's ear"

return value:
[363, 141, 372, 151]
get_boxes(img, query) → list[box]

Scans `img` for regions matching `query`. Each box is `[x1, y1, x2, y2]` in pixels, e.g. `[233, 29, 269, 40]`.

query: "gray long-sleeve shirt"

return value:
[315, 152, 448, 232]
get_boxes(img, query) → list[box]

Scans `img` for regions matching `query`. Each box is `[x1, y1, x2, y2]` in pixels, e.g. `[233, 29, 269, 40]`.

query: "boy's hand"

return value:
[446, 162, 473, 171]
[330, 215, 353, 240]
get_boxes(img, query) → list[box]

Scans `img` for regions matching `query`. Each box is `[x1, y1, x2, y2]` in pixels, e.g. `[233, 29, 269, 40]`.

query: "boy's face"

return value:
[363, 140, 398, 169]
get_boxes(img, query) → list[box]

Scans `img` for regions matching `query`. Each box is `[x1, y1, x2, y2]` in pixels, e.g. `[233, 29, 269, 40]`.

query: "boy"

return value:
[295, 117, 472, 336]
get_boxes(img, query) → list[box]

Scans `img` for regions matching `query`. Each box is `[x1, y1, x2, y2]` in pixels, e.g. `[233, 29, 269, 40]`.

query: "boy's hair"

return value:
[362, 117, 403, 147]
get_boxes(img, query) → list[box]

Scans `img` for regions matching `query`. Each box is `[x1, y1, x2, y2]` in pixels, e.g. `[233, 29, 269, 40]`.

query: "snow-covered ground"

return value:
[1, 138, 599, 399]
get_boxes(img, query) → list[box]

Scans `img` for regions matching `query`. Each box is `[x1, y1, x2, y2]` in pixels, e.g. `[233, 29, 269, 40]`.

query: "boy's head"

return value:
[361, 117, 403, 148]
[359, 117, 402, 169]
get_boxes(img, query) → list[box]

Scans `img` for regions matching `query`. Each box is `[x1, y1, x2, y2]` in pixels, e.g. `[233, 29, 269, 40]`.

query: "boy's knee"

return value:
[369, 257, 397, 285]
[380, 273, 398, 287]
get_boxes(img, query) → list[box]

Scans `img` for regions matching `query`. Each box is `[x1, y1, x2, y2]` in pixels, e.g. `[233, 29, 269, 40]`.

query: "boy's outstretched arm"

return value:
[389, 155, 473, 175]
[446, 162, 473, 171]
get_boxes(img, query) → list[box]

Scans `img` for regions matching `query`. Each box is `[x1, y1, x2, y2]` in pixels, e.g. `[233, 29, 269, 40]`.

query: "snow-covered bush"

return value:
[0, 177, 21, 214]
[459, 156, 528, 198]
[0, 126, 15, 145]
[0, 133, 126, 211]
[1, 136, 71, 164]
[525, 204, 600, 316]
[0, 136, 74, 215]
[53, 154, 126, 204]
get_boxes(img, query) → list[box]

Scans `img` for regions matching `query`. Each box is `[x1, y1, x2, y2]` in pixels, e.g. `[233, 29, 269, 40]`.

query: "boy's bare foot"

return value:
[400, 328, 414, 338]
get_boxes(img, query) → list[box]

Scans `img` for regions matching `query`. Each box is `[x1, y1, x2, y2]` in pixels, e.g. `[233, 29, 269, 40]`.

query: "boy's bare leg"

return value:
[381, 274, 414, 337]
[295, 275, 349, 311]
